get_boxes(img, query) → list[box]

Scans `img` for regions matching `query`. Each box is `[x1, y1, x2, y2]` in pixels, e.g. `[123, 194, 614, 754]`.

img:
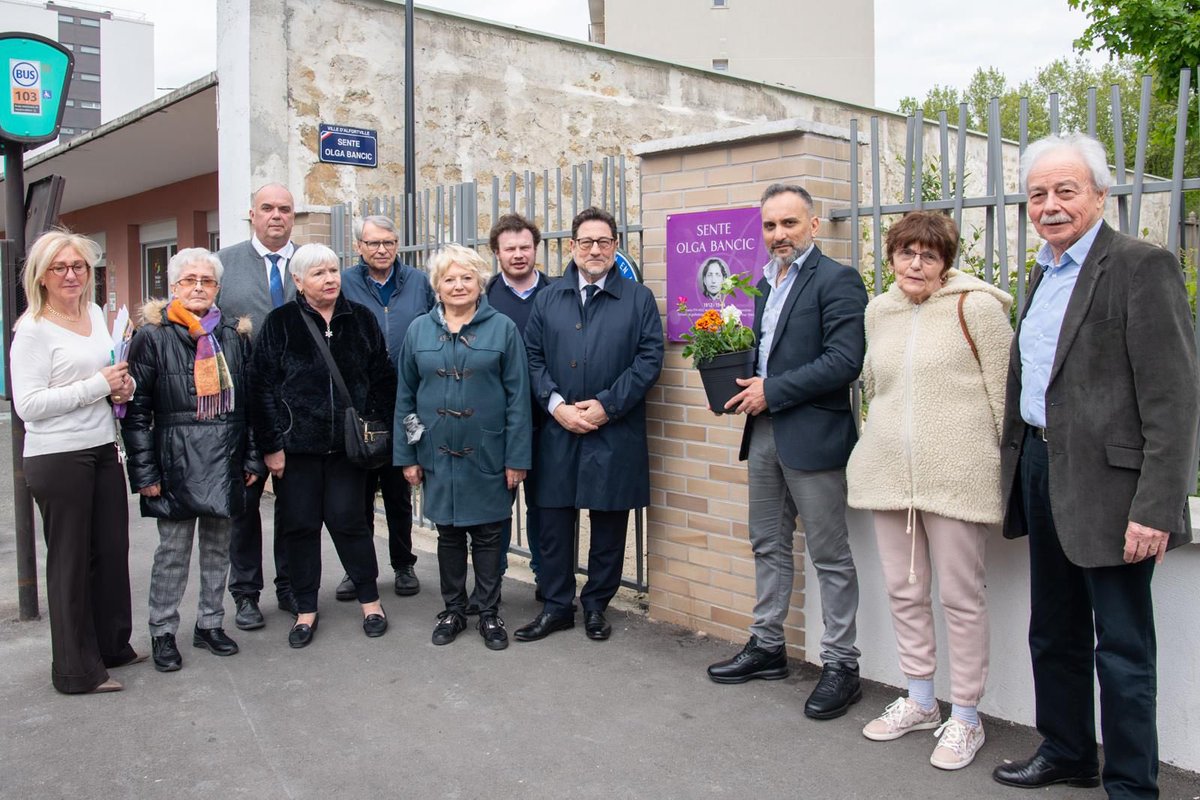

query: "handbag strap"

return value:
[957, 292, 980, 365]
[299, 308, 354, 407]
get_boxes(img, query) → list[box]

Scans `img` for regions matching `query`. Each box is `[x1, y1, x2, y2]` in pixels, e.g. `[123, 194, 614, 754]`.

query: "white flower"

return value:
[720, 305, 742, 325]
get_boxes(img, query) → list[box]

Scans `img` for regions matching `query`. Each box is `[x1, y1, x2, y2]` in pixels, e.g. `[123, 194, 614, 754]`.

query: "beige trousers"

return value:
[873, 509, 990, 706]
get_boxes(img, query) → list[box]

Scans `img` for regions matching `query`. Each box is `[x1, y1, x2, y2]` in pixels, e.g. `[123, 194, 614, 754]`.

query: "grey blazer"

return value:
[999, 222, 1200, 567]
[216, 240, 297, 333]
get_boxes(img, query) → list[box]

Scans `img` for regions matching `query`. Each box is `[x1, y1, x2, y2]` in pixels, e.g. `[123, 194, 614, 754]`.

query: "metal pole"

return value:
[403, 0, 416, 242]
[3, 141, 39, 620]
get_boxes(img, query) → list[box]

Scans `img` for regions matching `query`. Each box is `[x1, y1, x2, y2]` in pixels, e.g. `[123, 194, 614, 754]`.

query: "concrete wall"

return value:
[596, 0, 875, 107]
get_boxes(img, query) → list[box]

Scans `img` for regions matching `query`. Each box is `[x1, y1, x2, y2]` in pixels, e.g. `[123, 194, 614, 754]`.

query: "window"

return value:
[80, 100, 101, 110]
[59, 127, 75, 134]
[208, 231, 221, 252]
[61, 42, 74, 50]
[79, 17, 100, 27]
[712, 0, 727, 6]
[712, 59, 729, 71]
[78, 128, 90, 134]
[58, 14, 74, 23]
[65, 99, 75, 107]
[94, 263, 107, 308]
[142, 242, 178, 300]
[79, 73, 100, 82]
[80, 45, 100, 55]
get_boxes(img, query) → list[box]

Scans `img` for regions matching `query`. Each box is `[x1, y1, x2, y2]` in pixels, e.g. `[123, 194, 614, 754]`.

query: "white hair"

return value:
[1020, 133, 1114, 193]
[354, 214, 397, 241]
[288, 243, 340, 278]
[167, 247, 224, 285]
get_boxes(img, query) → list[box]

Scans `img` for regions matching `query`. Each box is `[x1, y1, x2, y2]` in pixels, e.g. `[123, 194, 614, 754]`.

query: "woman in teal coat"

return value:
[395, 244, 531, 651]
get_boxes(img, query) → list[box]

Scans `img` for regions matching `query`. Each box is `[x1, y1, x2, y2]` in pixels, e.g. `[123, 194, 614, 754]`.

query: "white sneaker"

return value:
[862, 696, 942, 741]
[930, 717, 985, 770]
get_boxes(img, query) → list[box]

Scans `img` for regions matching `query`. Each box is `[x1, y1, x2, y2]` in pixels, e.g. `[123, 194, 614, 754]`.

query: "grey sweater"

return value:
[216, 239, 297, 333]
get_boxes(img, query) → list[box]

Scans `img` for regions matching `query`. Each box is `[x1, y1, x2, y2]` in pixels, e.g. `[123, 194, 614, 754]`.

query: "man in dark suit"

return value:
[514, 207, 664, 643]
[706, 184, 868, 721]
[216, 183, 299, 630]
[991, 134, 1199, 798]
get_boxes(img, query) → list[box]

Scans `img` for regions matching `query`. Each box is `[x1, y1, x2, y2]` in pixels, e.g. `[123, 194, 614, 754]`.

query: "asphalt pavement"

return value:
[0, 412, 1197, 800]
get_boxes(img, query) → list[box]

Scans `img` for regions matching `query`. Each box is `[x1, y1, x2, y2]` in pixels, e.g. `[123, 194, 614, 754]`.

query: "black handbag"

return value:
[300, 309, 391, 470]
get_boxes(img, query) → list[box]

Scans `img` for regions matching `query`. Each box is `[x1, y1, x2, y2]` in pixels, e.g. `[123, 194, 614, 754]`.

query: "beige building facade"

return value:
[587, 0, 875, 107]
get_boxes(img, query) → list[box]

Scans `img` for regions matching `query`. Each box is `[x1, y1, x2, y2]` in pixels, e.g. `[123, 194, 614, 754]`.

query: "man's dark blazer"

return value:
[999, 221, 1200, 567]
[738, 245, 868, 471]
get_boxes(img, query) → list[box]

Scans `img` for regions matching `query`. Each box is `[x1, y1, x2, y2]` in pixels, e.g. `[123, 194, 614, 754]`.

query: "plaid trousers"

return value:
[148, 516, 233, 636]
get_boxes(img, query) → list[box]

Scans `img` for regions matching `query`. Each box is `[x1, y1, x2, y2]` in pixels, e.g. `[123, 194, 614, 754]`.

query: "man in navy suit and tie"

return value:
[706, 184, 868, 722]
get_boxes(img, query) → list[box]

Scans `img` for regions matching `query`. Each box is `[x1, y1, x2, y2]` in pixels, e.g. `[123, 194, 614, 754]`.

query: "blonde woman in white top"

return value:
[10, 229, 141, 694]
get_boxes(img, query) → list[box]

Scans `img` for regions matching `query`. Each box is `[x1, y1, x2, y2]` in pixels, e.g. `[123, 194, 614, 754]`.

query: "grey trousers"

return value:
[148, 516, 233, 636]
[747, 417, 860, 663]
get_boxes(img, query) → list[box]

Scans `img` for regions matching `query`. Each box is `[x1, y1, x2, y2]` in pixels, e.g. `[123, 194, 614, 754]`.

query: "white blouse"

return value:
[10, 303, 117, 457]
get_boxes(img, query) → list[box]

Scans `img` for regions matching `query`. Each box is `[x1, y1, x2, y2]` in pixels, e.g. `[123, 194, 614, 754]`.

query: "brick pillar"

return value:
[636, 123, 855, 661]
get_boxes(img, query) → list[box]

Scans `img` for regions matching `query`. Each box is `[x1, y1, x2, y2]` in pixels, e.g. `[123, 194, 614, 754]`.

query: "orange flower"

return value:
[693, 309, 723, 333]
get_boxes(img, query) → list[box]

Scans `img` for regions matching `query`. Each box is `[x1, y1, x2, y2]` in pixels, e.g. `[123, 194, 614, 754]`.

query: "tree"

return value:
[1068, 0, 1200, 100]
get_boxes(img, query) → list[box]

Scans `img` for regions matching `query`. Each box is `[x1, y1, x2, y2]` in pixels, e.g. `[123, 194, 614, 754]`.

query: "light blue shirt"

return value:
[1019, 218, 1104, 427]
[501, 271, 539, 300]
[756, 244, 813, 379]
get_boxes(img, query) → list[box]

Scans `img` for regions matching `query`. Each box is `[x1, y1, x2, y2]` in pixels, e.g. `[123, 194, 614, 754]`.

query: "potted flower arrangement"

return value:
[676, 273, 761, 415]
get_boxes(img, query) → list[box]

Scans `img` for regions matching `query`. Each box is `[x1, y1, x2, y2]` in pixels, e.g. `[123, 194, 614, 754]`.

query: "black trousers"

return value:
[24, 443, 135, 693]
[436, 521, 504, 616]
[274, 452, 379, 613]
[1021, 430, 1159, 799]
[539, 507, 629, 615]
[227, 477, 291, 602]
[365, 464, 416, 570]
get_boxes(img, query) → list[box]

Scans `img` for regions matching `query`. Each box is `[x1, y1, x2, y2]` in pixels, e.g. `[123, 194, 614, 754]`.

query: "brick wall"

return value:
[637, 124, 855, 660]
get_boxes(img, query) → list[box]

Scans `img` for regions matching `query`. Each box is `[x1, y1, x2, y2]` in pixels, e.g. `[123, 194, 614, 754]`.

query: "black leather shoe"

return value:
[234, 596, 264, 630]
[335, 574, 356, 602]
[277, 592, 299, 616]
[432, 610, 467, 645]
[192, 625, 239, 656]
[584, 610, 612, 640]
[288, 614, 319, 649]
[707, 636, 789, 684]
[804, 661, 862, 720]
[513, 611, 575, 642]
[394, 565, 420, 596]
[151, 633, 182, 672]
[363, 611, 388, 638]
[478, 614, 509, 651]
[992, 754, 1101, 789]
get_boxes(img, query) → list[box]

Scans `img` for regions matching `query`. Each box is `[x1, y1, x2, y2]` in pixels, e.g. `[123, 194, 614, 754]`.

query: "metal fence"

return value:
[831, 68, 1200, 312]
[330, 155, 642, 277]
[344, 156, 649, 593]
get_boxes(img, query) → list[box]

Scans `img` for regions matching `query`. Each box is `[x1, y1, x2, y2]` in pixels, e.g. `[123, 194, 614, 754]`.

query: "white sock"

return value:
[951, 704, 979, 726]
[907, 678, 936, 711]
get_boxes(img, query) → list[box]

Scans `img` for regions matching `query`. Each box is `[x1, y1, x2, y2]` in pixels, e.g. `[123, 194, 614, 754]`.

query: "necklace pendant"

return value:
[324, 327, 333, 339]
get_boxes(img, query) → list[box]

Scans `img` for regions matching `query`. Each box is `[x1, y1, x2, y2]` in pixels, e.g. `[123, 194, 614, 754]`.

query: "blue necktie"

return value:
[583, 284, 598, 306]
[267, 254, 285, 308]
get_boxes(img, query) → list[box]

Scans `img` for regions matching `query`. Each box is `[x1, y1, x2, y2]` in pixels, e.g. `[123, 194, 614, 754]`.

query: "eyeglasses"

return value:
[175, 277, 219, 289]
[574, 237, 616, 251]
[895, 248, 943, 267]
[48, 262, 89, 276]
[361, 239, 398, 251]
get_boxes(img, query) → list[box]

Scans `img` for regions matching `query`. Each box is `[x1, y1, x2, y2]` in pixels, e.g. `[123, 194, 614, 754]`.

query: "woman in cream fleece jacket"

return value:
[846, 211, 1012, 771]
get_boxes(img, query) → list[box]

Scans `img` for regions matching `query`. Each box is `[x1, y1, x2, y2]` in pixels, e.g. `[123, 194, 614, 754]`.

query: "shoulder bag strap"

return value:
[299, 308, 354, 407]
[957, 292, 980, 365]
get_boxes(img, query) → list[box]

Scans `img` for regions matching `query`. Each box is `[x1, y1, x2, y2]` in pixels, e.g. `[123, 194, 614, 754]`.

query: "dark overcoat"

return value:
[393, 301, 531, 527]
[738, 245, 868, 471]
[999, 222, 1200, 566]
[250, 293, 396, 456]
[524, 263, 664, 510]
[122, 300, 264, 520]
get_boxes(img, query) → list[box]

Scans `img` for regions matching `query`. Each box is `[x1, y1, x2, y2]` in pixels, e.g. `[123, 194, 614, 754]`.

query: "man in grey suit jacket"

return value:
[992, 135, 1199, 798]
[216, 183, 299, 630]
[706, 184, 868, 722]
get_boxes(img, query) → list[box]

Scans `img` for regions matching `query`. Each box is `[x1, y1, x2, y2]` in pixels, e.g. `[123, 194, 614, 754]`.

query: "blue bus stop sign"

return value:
[0, 33, 74, 144]
[615, 249, 642, 283]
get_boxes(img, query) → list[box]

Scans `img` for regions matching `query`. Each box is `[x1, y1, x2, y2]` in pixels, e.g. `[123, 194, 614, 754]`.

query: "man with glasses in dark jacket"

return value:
[337, 215, 435, 599]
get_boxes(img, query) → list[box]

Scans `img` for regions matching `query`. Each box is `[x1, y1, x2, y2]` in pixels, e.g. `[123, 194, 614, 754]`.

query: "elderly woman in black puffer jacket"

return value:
[251, 243, 396, 649]
[122, 247, 264, 673]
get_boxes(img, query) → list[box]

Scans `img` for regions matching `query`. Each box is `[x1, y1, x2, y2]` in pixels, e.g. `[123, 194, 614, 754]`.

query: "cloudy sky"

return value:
[105, 0, 1111, 111]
